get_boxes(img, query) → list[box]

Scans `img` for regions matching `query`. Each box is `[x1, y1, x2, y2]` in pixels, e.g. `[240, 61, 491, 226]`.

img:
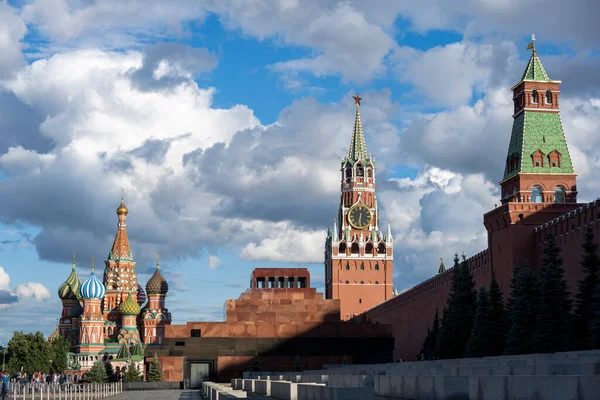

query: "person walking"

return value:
[1, 371, 10, 400]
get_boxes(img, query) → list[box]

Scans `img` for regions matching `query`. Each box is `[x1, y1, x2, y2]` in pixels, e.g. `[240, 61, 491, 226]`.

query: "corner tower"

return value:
[325, 94, 394, 320]
[500, 36, 577, 204]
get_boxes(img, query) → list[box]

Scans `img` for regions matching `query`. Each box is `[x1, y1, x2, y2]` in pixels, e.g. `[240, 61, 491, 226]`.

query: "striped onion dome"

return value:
[136, 284, 147, 306]
[146, 263, 169, 295]
[119, 292, 140, 316]
[58, 265, 82, 301]
[80, 266, 106, 299]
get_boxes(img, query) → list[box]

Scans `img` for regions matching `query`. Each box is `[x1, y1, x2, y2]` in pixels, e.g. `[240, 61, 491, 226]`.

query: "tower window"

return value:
[375, 281, 379, 284]
[345, 280, 349, 284]
[351, 243, 359, 254]
[378, 243, 386, 254]
[191, 329, 201, 337]
[365, 242, 374, 254]
[532, 89, 538, 104]
[554, 186, 566, 203]
[339, 243, 347, 254]
[360, 262, 365, 270]
[535, 161, 540, 167]
[360, 281, 364, 284]
[546, 90, 552, 104]
[374, 263, 379, 271]
[345, 262, 350, 270]
[345, 166, 352, 183]
[356, 164, 364, 177]
[531, 185, 543, 203]
[359, 298, 362, 304]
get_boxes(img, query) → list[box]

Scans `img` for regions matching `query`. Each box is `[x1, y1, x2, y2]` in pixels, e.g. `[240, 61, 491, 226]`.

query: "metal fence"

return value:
[2, 382, 123, 399]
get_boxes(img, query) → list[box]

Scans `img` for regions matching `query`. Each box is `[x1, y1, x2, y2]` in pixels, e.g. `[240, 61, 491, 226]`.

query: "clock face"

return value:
[348, 204, 372, 229]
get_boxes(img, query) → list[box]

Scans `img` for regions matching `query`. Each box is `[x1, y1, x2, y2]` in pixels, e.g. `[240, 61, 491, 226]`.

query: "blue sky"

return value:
[0, 0, 599, 343]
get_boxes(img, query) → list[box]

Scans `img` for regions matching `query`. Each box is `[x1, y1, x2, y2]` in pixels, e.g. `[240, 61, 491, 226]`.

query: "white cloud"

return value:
[0, 1, 27, 78]
[241, 222, 326, 263]
[0, 267, 50, 309]
[207, 255, 220, 270]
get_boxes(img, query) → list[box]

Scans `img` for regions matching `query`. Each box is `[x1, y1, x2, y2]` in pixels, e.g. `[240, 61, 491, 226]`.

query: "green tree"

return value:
[7, 331, 51, 374]
[293, 354, 303, 372]
[419, 308, 440, 360]
[147, 354, 164, 382]
[437, 254, 477, 359]
[87, 360, 107, 383]
[465, 287, 491, 357]
[505, 262, 540, 355]
[571, 227, 600, 350]
[124, 362, 143, 382]
[590, 283, 600, 349]
[487, 270, 508, 356]
[104, 361, 115, 382]
[247, 352, 261, 372]
[49, 336, 70, 373]
[341, 355, 350, 365]
[534, 234, 572, 353]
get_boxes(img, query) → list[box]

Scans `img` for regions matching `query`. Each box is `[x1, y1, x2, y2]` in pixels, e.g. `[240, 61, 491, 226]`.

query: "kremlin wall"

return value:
[53, 42, 600, 386]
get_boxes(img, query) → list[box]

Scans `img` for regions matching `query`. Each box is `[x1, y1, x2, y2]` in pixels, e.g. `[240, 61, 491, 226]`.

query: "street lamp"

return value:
[0, 343, 6, 371]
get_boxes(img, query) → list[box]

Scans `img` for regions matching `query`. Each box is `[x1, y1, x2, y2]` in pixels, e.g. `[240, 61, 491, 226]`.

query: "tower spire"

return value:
[521, 34, 550, 82]
[348, 94, 368, 162]
[72, 250, 76, 269]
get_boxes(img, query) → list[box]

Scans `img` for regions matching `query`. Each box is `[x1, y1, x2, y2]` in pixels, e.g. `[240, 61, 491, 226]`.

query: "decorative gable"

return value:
[531, 149, 545, 168]
[548, 150, 562, 168]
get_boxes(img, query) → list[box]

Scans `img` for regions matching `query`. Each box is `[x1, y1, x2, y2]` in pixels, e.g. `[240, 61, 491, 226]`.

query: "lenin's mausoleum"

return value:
[54, 43, 599, 384]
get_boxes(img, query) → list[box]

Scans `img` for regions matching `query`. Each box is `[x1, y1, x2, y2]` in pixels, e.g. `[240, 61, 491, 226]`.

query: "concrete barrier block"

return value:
[271, 381, 298, 400]
[297, 384, 373, 400]
[255, 379, 272, 395]
[242, 379, 255, 392]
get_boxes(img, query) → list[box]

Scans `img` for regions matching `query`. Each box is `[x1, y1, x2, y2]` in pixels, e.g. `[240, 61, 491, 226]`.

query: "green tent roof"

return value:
[521, 49, 550, 82]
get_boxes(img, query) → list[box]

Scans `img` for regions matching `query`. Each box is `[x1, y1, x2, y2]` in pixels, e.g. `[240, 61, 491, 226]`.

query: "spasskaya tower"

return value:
[324, 94, 394, 320]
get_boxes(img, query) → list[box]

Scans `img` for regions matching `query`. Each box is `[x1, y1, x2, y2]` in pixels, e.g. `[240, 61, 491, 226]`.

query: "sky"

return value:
[0, 0, 599, 344]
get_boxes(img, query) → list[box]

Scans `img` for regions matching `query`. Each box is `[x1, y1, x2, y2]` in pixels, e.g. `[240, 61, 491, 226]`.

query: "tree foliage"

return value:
[293, 354, 303, 372]
[7, 331, 52, 374]
[87, 360, 107, 383]
[124, 363, 142, 382]
[465, 287, 491, 358]
[487, 270, 508, 356]
[534, 234, 572, 353]
[247, 352, 261, 372]
[49, 336, 70, 373]
[419, 309, 440, 360]
[590, 283, 600, 349]
[505, 262, 539, 355]
[147, 354, 164, 382]
[104, 361, 115, 382]
[437, 254, 476, 359]
[571, 227, 600, 350]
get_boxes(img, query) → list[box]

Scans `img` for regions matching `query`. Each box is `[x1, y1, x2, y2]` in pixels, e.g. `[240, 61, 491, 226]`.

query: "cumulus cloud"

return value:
[0, 266, 51, 309]
[0, 1, 27, 78]
[207, 255, 220, 270]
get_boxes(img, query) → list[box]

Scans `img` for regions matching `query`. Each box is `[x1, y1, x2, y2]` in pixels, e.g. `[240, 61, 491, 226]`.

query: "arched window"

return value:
[356, 164, 364, 178]
[339, 243, 346, 254]
[532, 89, 538, 104]
[531, 185, 543, 203]
[345, 280, 349, 284]
[375, 281, 379, 284]
[367, 168, 373, 178]
[545, 90, 552, 104]
[365, 242, 373, 254]
[374, 263, 379, 271]
[351, 243, 359, 254]
[360, 281, 364, 284]
[378, 243, 386, 254]
[360, 262, 365, 270]
[345, 262, 350, 270]
[554, 186, 566, 203]
[359, 298, 362, 304]
[345, 166, 352, 183]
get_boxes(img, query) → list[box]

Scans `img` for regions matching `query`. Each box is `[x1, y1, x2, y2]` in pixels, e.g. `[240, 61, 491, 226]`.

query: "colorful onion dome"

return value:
[146, 261, 169, 295]
[80, 262, 106, 299]
[136, 284, 147, 306]
[120, 292, 141, 315]
[58, 260, 82, 301]
[116, 196, 128, 216]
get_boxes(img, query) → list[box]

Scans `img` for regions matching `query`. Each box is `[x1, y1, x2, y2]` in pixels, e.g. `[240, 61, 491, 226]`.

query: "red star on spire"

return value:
[353, 94, 362, 106]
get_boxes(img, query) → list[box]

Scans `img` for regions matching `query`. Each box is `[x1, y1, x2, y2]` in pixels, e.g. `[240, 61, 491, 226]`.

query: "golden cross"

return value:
[121, 188, 124, 201]
[72, 250, 76, 265]
[91, 256, 95, 272]
[156, 252, 160, 267]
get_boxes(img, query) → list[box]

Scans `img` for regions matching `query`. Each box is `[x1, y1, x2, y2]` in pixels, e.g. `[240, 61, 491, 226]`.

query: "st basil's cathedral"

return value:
[49, 197, 172, 373]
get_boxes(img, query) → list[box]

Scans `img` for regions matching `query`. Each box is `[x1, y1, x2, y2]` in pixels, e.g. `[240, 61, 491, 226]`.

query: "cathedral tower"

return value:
[103, 195, 139, 340]
[78, 260, 106, 363]
[325, 94, 394, 320]
[58, 253, 82, 347]
[141, 256, 172, 345]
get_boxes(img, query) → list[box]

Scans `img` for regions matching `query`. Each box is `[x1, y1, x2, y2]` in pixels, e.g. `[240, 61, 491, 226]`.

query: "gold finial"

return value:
[156, 252, 160, 268]
[353, 93, 362, 106]
[116, 190, 129, 216]
[91, 256, 95, 272]
[527, 34, 536, 52]
[72, 250, 76, 268]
